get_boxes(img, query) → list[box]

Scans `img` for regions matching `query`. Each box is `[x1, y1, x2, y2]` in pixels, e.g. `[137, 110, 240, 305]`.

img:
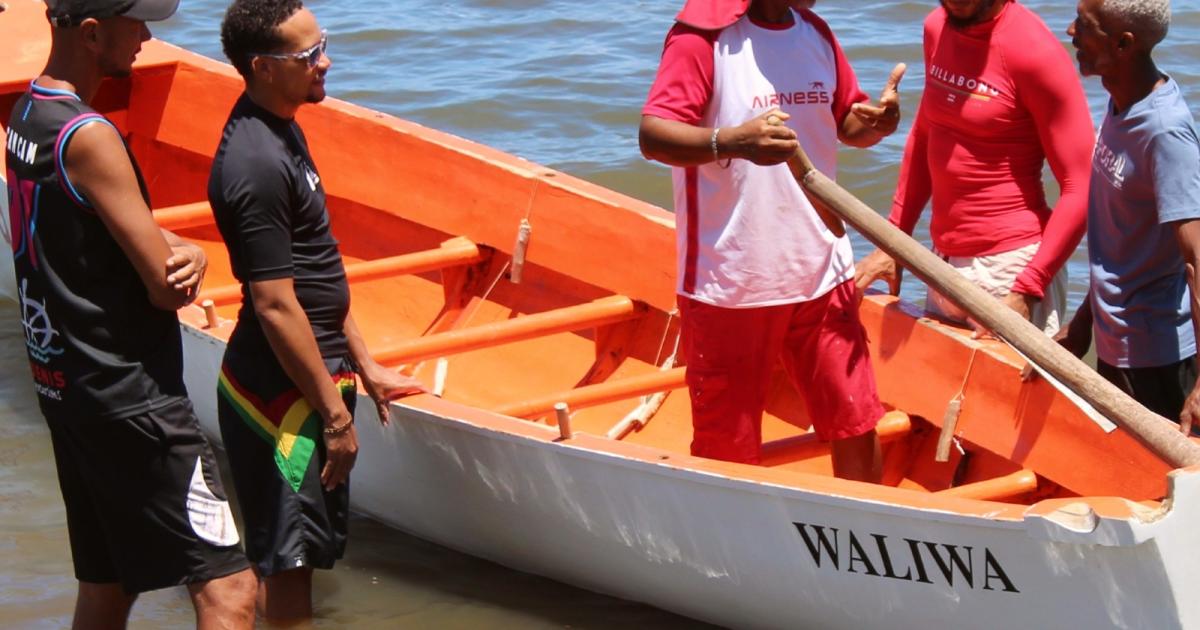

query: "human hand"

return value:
[727, 108, 800, 166]
[166, 243, 207, 304]
[1180, 385, 1200, 436]
[854, 248, 903, 302]
[361, 362, 428, 426]
[849, 63, 906, 137]
[320, 410, 358, 490]
[971, 291, 1034, 340]
[1020, 316, 1090, 381]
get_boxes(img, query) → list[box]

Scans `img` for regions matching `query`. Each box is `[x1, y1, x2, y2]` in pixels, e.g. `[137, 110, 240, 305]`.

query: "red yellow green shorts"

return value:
[216, 354, 356, 576]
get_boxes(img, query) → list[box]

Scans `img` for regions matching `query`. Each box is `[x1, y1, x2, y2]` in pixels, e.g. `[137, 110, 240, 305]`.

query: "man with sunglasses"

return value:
[6, 0, 256, 627]
[209, 0, 424, 622]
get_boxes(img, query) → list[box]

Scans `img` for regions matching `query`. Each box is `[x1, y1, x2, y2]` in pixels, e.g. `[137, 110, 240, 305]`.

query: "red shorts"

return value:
[679, 280, 883, 464]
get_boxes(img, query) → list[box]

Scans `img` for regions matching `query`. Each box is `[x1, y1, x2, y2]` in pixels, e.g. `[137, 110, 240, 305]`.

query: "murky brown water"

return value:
[3, 0, 1199, 626]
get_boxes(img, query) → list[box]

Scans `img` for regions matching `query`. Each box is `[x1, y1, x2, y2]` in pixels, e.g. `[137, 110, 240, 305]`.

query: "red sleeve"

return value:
[1006, 28, 1094, 298]
[888, 15, 938, 234]
[889, 109, 932, 234]
[800, 10, 869, 126]
[642, 24, 717, 125]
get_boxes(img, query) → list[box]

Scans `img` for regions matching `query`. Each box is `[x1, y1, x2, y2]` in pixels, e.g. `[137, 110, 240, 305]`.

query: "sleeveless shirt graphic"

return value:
[5, 83, 185, 420]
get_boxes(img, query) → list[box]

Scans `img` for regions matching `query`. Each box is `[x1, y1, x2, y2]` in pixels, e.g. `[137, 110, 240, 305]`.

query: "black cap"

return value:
[46, 0, 180, 27]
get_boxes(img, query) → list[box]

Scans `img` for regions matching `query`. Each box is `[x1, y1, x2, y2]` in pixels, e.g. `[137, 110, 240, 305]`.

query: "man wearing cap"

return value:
[5, 0, 255, 626]
[208, 0, 425, 621]
[1060, 0, 1200, 432]
[855, 0, 1094, 338]
[639, 0, 904, 480]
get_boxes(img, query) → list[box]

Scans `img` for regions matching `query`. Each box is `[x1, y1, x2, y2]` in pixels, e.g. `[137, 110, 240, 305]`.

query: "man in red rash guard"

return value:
[855, 0, 1094, 337]
[639, 0, 905, 481]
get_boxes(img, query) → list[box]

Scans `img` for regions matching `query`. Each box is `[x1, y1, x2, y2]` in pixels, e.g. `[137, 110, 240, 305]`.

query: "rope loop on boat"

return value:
[936, 346, 979, 462]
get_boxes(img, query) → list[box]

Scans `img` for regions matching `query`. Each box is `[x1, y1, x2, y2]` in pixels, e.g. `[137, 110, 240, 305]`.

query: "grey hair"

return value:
[1103, 0, 1170, 47]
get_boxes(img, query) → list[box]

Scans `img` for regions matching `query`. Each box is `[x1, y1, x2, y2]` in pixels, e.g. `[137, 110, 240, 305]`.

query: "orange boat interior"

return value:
[0, 27, 1179, 512]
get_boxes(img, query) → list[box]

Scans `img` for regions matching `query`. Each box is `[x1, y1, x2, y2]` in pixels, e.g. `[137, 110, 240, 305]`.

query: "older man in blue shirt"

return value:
[1060, 0, 1200, 432]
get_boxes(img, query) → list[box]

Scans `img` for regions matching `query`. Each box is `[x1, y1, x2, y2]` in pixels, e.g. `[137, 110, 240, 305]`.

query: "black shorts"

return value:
[1098, 355, 1198, 429]
[216, 354, 356, 577]
[46, 397, 249, 594]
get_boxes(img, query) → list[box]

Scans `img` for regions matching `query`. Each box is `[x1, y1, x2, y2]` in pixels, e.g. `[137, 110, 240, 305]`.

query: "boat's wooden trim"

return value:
[348, 237, 486, 284]
[196, 238, 488, 306]
[495, 366, 687, 419]
[374, 295, 647, 366]
[863, 295, 1172, 499]
[153, 201, 213, 231]
[760, 411, 912, 466]
[936, 469, 1039, 501]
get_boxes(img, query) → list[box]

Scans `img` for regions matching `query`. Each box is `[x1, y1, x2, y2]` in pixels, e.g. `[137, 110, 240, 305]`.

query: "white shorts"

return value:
[926, 242, 1066, 336]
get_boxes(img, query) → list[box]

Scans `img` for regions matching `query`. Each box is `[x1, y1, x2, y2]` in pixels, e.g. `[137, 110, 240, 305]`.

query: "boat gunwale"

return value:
[181, 306, 1188, 533]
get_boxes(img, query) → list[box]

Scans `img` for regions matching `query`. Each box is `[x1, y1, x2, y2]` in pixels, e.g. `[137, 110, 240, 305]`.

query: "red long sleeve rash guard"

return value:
[889, 1, 1094, 298]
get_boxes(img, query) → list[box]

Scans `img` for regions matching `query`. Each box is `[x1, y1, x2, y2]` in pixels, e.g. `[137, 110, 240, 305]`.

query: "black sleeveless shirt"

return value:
[5, 83, 185, 420]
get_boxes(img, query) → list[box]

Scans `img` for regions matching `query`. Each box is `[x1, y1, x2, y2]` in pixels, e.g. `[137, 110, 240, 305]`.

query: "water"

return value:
[3, 0, 1199, 626]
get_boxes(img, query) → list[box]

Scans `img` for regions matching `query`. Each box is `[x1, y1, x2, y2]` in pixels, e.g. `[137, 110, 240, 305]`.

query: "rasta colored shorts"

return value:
[217, 354, 357, 577]
[46, 396, 248, 594]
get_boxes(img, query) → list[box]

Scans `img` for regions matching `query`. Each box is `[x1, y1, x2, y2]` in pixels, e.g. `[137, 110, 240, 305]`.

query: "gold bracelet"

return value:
[323, 417, 354, 436]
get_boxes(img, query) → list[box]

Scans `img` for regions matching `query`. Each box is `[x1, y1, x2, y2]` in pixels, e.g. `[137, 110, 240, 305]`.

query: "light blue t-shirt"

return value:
[1089, 77, 1200, 368]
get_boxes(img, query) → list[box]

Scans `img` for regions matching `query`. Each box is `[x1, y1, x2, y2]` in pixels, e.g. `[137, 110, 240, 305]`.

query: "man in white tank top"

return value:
[640, 0, 905, 481]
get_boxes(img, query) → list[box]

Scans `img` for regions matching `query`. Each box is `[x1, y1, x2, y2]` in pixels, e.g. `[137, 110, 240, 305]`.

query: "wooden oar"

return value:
[780, 143, 1200, 469]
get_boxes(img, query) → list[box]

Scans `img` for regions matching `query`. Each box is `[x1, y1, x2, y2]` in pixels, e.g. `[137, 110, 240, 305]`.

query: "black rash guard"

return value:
[208, 94, 350, 365]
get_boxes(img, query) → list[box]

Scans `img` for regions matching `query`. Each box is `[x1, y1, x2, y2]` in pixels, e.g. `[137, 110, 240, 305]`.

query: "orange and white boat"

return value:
[4, 2, 1200, 628]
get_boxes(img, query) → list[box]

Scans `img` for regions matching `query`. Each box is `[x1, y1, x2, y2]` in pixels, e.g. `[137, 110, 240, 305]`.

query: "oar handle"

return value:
[784, 144, 1200, 469]
[768, 114, 846, 238]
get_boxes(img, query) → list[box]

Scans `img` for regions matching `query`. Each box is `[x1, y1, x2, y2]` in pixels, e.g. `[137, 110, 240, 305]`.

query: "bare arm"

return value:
[839, 63, 906, 148]
[343, 313, 426, 426]
[251, 277, 356, 489]
[67, 123, 202, 310]
[639, 110, 799, 167]
[1174, 221, 1200, 434]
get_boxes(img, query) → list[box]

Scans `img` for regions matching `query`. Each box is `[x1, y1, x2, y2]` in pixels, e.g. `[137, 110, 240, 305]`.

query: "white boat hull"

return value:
[0, 187, 15, 304]
[180, 323, 1200, 629]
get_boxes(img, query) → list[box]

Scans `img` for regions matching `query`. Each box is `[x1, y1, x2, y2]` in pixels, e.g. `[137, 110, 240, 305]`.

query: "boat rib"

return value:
[372, 295, 647, 366]
[494, 366, 687, 419]
[195, 238, 488, 306]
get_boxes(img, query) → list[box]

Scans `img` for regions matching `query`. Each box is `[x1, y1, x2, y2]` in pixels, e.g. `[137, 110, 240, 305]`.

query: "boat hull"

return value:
[180, 324, 1200, 629]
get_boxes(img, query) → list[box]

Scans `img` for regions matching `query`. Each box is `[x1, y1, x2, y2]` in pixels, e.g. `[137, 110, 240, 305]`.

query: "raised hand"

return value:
[850, 63, 907, 137]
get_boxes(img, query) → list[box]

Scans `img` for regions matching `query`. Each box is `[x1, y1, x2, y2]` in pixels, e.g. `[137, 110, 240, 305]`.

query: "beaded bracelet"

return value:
[711, 127, 731, 168]
[324, 417, 354, 436]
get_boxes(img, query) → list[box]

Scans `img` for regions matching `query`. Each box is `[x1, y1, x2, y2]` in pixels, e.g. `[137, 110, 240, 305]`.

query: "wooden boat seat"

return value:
[759, 411, 913, 466]
[494, 365, 686, 419]
[195, 238, 487, 306]
[153, 201, 214, 231]
[935, 469, 1038, 502]
[374, 295, 647, 367]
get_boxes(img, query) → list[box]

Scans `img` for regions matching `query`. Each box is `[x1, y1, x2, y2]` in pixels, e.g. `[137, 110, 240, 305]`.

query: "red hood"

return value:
[675, 0, 752, 30]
